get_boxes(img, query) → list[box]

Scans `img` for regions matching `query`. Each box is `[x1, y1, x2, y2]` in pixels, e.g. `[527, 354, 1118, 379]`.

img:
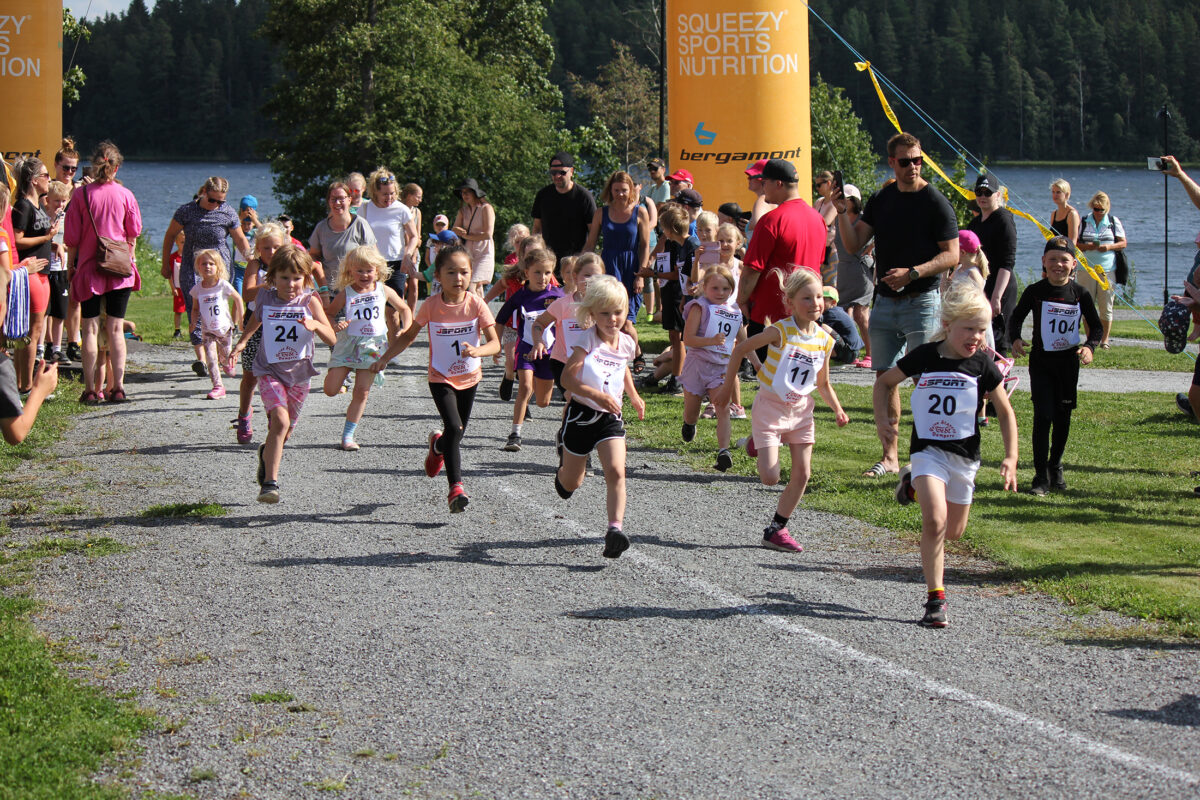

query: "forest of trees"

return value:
[63, 0, 1200, 164]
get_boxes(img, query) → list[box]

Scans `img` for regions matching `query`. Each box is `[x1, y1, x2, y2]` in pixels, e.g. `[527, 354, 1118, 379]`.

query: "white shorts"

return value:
[910, 448, 980, 506]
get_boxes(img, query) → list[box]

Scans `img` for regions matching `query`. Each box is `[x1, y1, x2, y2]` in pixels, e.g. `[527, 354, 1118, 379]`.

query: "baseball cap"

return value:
[975, 173, 1001, 194]
[744, 158, 769, 178]
[647, 157, 666, 170]
[1043, 235, 1074, 255]
[550, 151, 575, 167]
[434, 229, 460, 244]
[842, 184, 862, 203]
[239, 195, 258, 210]
[822, 285, 840, 305]
[667, 168, 694, 183]
[959, 229, 982, 255]
[760, 158, 798, 183]
[675, 188, 703, 208]
[433, 214, 450, 227]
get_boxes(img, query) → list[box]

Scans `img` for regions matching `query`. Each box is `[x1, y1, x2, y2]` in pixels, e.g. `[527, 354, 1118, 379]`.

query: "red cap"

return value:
[744, 158, 769, 178]
[666, 168, 694, 183]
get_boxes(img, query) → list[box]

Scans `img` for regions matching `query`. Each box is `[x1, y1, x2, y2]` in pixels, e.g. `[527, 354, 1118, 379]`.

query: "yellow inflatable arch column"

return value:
[0, 1, 63, 163]
[666, 1, 812, 209]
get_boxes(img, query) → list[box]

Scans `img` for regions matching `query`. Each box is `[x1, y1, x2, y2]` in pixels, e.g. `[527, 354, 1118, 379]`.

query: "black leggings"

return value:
[1031, 408, 1072, 475]
[429, 382, 477, 486]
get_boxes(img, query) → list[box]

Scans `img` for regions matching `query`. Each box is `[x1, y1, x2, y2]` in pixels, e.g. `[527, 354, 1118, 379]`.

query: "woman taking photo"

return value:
[1076, 190, 1125, 349]
[12, 158, 54, 391]
[359, 168, 418, 305]
[308, 180, 377, 300]
[452, 178, 495, 296]
[584, 170, 650, 322]
[1048, 178, 1080, 241]
[63, 141, 142, 404]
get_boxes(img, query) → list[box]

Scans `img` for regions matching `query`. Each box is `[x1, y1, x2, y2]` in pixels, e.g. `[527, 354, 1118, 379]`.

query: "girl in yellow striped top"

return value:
[723, 268, 849, 553]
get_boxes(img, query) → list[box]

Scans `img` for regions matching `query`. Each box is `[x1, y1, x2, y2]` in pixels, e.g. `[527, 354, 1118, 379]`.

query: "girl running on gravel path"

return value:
[189, 249, 243, 400]
[371, 245, 499, 513]
[233, 222, 286, 444]
[555, 276, 646, 559]
[230, 245, 336, 504]
[681, 265, 742, 471]
[322, 246, 410, 451]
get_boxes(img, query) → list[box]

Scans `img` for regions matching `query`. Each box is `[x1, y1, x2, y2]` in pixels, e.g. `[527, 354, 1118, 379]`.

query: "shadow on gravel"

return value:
[760, 561, 997, 586]
[6, 503, 418, 533]
[1107, 694, 1200, 725]
[1060, 636, 1200, 651]
[566, 591, 909, 624]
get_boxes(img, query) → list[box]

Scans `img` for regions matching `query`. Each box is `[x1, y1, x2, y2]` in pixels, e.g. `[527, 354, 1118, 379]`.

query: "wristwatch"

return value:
[907, 268, 920, 283]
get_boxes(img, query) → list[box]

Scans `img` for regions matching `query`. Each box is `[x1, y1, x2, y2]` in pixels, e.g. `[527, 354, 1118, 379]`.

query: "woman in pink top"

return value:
[63, 141, 142, 404]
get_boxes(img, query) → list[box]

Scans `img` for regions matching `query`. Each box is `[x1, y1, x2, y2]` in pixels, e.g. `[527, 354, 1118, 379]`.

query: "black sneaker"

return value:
[659, 376, 683, 395]
[173, 329, 182, 339]
[503, 433, 522, 452]
[1028, 476, 1049, 496]
[681, 423, 696, 443]
[1049, 465, 1067, 491]
[919, 598, 948, 628]
[738, 359, 756, 382]
[715, 448, 733, 472]
[66, 342, 82, 362]
[637, 373, 661, 391]
[256, 444, 267, 487]
[499, 377, 514, 401]
[257, 481, 280, 504]
[1177, 392, 1194, 417]
[192, 360, 207, 377]
[602, 525, 630, 559]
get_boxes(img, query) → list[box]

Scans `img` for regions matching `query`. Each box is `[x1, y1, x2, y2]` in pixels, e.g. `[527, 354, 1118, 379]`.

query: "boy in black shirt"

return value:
[1008, 236, 1102, 495]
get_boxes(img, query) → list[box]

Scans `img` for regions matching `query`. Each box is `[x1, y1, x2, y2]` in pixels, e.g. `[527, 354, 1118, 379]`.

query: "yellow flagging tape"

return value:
[854, 61, 1109, 290]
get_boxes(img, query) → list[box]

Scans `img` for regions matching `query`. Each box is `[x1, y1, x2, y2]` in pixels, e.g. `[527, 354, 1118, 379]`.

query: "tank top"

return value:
[756, 317, 833, 404]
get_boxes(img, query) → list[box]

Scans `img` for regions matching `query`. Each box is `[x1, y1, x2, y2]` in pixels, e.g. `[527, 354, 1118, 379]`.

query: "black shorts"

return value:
[80, 288, 131, 320]
[660, 285, 685, 332]
[550, 357, 565, 394]
[560, 399, 625, 456]
[46, 271, 69, 319]
[1193, 348, 1200, 387]
[384, 261, 408, 299]
[1029, 358, 1080, 413]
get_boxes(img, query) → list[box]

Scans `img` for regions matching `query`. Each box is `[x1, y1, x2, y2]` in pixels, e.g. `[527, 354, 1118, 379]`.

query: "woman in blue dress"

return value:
[584, 171, 650, 323]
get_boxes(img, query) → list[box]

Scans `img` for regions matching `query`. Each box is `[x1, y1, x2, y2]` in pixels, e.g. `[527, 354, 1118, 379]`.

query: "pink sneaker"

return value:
[235, 414, 253, 444]
[762, 527, 803, 552]
[855, 356, 873, 369]
[737, 436, 758, 457]
[206, 386, 226, 400]
[222, 362, 235, 377]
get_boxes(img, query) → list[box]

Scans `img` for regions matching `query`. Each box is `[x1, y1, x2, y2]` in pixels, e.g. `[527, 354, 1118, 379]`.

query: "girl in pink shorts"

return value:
[724, 268, 849, 553]
[680, 265, 742, 471]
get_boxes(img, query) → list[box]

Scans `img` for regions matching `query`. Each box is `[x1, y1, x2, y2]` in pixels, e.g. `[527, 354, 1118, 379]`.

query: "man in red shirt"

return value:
[736, 158, 826, 360]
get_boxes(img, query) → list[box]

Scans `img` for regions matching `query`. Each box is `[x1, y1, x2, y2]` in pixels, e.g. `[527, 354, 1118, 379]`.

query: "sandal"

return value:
[862, 461, 897, 478]
[79, 390, 101, 405]
[107, 388, 128, 403]
[631, 354, 646, 375]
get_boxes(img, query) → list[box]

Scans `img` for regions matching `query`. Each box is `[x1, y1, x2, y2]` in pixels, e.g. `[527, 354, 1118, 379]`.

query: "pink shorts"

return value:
[751, 387, 815, 448]
[28, 271, 49, 314]
[680, 356, 726, 397]
[258, 375, 310, 425]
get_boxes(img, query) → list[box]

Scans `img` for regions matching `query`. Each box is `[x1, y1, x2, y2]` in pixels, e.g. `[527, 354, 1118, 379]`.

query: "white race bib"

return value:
[198, 288, 232, 333]
[703, 304, 741, 356]
[345, 289, 384, 337]
[561, 317, 587, 355]
[911, 372, 978, 441]
[579, 348, 627, 406]
[263, 307, 313, 363]
[521, 308, 549, 348]
[429, 319, 480, 378]
[655, 252, 671, 288]
[770, 345, 823, 402]
[1040, 301, 1081, 352]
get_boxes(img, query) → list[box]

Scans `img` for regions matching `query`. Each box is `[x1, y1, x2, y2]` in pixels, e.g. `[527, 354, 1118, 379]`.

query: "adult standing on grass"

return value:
[1075, 191, 1124, 350]
[63, 141, 142, 404]
[967, 173, 1018, 355]
[12, 158, 54, 393]
[834, 184, 874, 368]
[533, 152, 597, 279]
[452, 178, 495, 297]
[53, 138, 85, 364]
[584, 170, 651, 322]
[308, 181, 377, 302]
[161, 176, 253, 376]
[359, 168, 419, 306]
[812, 171, 840, 285]
[400, 183, 424, 310]
[1159, 156, 1200, 432]
[833, 131, 959, 478]
[1048, 179, 1080, 241]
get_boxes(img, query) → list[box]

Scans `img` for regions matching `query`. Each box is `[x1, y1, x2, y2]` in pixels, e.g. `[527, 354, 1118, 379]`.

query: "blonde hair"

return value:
[255, 221, 287, 247]
[346, 171, 366, 189]
[504, 223, 530, 253]
[47, 180, 71, 200]
[558, 254, 579, 293]
[783, 267, 821, 300]
[576, 275, 628, 328]
[266, 244, 318, 287]
[505, 234, 545, 282]
[716, 222, 744, 248]
[1050, 178, 1071, 198]
[695, 210, 719, 234]
[961, 247, 990, 281]
[193, 248, 229, 282]
[931, 282, 992, 341]
[366, 167, 396, 202]
[1089, 191, 1110, 213]
[701, 265, 735, 292]
[574, 252, 603, 276]
[201, 176, 229, 195]
[336, 245, 391, 289]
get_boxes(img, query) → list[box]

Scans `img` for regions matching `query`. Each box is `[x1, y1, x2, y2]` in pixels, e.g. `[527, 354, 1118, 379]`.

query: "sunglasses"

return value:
[895, 156, 923, 168]
[376, 176, 395, 184]
[975, 188, 995, 197]
[204, 195, 223, 205]
[550, 169, 568, 177]
[60, 165, 78, 174]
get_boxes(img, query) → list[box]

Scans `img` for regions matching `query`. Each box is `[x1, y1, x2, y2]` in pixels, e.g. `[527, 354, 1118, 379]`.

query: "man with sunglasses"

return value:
[532, 152, 596, 278]
[645, 157, 670, 208]
[834, 132, 959, 478]
[967, 172, 1018, 355]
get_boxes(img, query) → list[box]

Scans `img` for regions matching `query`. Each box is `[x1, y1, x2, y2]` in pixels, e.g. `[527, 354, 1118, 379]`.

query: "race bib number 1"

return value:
[429, 320, 481, 378]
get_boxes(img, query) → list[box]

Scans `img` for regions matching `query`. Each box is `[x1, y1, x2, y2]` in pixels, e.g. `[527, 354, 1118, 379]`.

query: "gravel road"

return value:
[16, 342, 1200, 799]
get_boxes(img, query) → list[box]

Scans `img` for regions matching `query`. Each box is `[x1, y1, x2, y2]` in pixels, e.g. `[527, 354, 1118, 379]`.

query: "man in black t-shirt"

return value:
[833, 132, 960, 477]
[531, 152, 597, 277]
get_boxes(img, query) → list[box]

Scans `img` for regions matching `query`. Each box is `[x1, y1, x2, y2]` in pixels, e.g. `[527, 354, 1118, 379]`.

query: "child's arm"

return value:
[1008, 288, 1034, 358]
[483, 280, 507, 303]
[722, 327, 780, 388]
[382, 286, 412, 337]
[304, 294, 338, 346]
[815, 355, 850, 427]
[529, 309, 556, 361]
[241, 260, 262, 306]
[462, 323, 501, 359]
[563, 348, 622, 415]
[682, 303, 722, 349]
[1, 360, 59, 445]
[229, 289, 245, 331]
[372, 318, 423, 372]
[189, 294, 201, 330]
[871, 366, 908, 442]
[229, 311, 261, 361]
[988, 384, 1019, 491]
[324, 289, 349, 332]
[623, 366, 646, 420]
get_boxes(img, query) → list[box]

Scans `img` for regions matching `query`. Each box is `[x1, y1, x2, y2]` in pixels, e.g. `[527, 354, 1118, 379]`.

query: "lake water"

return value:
[116, 161, 1199, 306]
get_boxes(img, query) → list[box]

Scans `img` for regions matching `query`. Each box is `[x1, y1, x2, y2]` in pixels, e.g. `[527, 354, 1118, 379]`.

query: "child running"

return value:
[483, 235, 535, 400]
[189, 248, 244, 400]
[234, 222, 287, 444]
[554, 276, 646, 558]
[229, 245, 337, 503]
[884, 282, 1018, 628]
[371, 245, 500, 512]
[724, 268, 849, 552]
[495, 246, 564, 451]
[681, 265, 742, 471]
[1007, 235, 1101, 495]
[531, 252, 604, 398]
[323, 245, 411, 450]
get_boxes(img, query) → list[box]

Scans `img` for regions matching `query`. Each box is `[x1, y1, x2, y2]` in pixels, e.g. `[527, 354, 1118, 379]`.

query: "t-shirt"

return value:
[1078, 213, 1125, 274]
[414, 292, 496, 389]
[358, 200, 413, 262]
[645, 181, 671, 206]
[531, 183, 596, 262]
[660, 235, 699, 296]
[861, 182, 958, 298]
[189, 279, 239, 334]
[11, 197, 52, 265]
[742, 197, 826, 324]
[569, 327, 637, 413]
[496, 285, 565, 353]
[308, 215, 376, 288]
[544, 294, 586, 362]
[967, 208, 1018, 307]
[0, 352, 23, 420]
[1007, 279, 1102, 367]
[172, 199, 239, 274]
[896, 341, 1003, 462]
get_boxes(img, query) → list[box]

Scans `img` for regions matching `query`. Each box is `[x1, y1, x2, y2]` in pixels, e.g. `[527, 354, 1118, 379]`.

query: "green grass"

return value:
[626, 381, 1200, 637]
[140, 502, 227, 519]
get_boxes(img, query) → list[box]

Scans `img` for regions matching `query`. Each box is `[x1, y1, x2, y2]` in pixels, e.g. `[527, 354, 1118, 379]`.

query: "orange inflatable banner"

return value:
[666, 1, 812, 209]
[0, 1, 62, 163]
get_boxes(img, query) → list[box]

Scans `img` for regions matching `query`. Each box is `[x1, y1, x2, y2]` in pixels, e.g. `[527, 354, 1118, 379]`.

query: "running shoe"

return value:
[1178, 392, 1194, 417]
[448, 482, 469, 513]
[424, 431, 445, 478]
[235, 414, 253, 444]
[1049, 465, 1067, 491]
[700, 403, 717, 419]
[503, 433, 522, 452]
[736, 435, 758, 458]
[1027, 474, 1049, 496]
[919, 598, 948, 628]
[894, 464, 915, 506]
[206, 386, 226, 400]
[659, 376, 683, 396]
[715, 448, 733, 472]
[681, 423, 696, 443]
[66, 342, 81, 362]
[762, 527, 802, 552]
[256, 444, 266, 487]
[729, 404, 747, 420]
[257, 480, 280, 504]
[340, 438, 360, 451]
[602, 525, 630, 559]
[499, 377, 514, 401]
[173, 329, 182, 339]
[738, 360, 757, 382]
[637, 373, 661, 391]
[191, 360, 207, 377]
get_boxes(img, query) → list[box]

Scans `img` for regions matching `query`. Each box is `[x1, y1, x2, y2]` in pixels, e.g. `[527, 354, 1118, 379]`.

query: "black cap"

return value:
[760, 158, 799, 183]
[675, 188, 703, 208]
[1043, 235, 1074, 255]
[975, 172, 1001, 193]
[550, 151, 575, 168]
[647, 157, 665, 170]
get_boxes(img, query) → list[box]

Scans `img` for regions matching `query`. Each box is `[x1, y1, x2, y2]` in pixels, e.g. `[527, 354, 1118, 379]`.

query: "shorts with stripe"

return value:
[560, 399, 625, 456]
